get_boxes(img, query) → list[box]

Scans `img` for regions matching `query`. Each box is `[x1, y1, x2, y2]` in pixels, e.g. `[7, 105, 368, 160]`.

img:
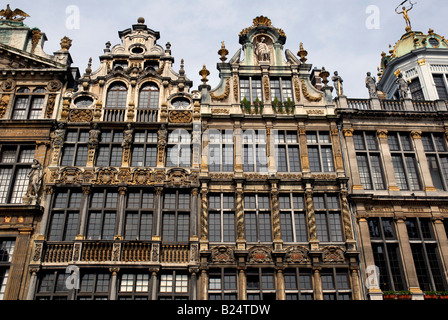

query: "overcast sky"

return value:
[6, 0, 448, 98]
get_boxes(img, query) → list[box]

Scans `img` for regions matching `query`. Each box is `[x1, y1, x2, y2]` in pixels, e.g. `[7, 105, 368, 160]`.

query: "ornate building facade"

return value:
[0, 7, 447, 301]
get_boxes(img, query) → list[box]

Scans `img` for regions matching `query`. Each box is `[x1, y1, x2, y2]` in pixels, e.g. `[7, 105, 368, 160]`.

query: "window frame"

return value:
[131, 130, 158, 167]
[161, 190, 191, 243]
[11, 87, 47, 120]
[244, 194, 272, 243]
[274, 130, 301, 173]
[306, 131, 335, 172]
[208, 193, 236, 243]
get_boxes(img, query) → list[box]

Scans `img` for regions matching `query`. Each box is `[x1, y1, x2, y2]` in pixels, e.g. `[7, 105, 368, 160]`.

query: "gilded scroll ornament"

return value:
[301, 79, 322, 102]
[0, 94, 10, 118]
[210, 78, 230, 101]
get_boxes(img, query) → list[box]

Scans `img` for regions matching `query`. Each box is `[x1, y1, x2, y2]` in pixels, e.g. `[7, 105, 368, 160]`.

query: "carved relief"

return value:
[247, 246, 273, 264]
[68, 109, 93, 123]
[0, 94, 10, 118]
[284, 246, 310, 264]
[168, 110, 192, 123]
[95, 168, 119, 185]
[322, 246, 345, 263]
[56, 167, 83, 184]
[211, 246, 235, 264]
[301, 78, 323, 102]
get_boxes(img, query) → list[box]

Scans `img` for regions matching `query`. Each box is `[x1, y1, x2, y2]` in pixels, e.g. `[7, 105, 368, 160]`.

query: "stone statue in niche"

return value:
[89, 122, 101, 148]
[122, 123, 134, 148]
[158, 124, 167, 147]
[27, 159, 43, 198]
[255, 36, 271, 63]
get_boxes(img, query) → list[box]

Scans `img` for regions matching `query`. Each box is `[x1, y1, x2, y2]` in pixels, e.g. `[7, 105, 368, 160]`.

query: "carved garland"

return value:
[301, 78, 322, 102]
[211, 78, 230, 101]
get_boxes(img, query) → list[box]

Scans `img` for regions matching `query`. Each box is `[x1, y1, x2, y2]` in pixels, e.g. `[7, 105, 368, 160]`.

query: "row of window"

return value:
[60, 128, 335, 172]
[47, 190, 344, 244]
[34, 267, 351, 300]
[356, 131, 448, 191]
[368, 217, 448, 292]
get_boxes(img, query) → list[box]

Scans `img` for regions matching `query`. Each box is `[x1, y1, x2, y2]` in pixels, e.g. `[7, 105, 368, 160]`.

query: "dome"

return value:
[379, 28, 448, 76]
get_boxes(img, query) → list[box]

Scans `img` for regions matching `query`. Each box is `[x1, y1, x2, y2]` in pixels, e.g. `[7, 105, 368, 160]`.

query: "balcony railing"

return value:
[103, 108, 126, 122]
[413, 101, 437, 112]
[380, 100, 404, 111]
[136, 109, 158, 122]
[40, 241, 192, 264]
[347, 99, 371, 110]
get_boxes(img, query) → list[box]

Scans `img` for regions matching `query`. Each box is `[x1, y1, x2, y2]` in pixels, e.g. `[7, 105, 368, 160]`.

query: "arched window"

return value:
[138, 83, 159, 109]
[12, 87, 46, 120]
[106, 83, 127, 109]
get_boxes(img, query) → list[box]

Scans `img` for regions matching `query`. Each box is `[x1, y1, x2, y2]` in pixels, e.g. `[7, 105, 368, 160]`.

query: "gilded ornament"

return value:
[301, 79, 322, 102]
[210, 78, 230, 101]
[0, 4, 29, 21]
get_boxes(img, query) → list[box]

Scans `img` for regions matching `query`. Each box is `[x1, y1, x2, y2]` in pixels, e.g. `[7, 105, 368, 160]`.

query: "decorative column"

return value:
[234, 122, 243, 174]
[38, 186, 54, 236]
[109, 267, 120, 300]
[191, 188, 199, 239]
[199, 268, 208, 300]
[235, 181, 245, 251]
[431, 216, 448, 283]
[298, 125, 310, 176]
[342, 128, 364, 191]
[153, 187, 163, 240]
[115, 187, 127, 238]
[313, 267, 323, 300]
[189, 267, 199, 300]
[26, 268, 40, 300]
[350, 268, 362, 300]
[269, 179, 282, 251]
[199, 187, 209, 251]
[276, 268, 286, 300]
[411, 130, 437, 192]
[330, 126, 345, 177]
[377, 130, 399, 191]
[305, 185, 318, 250]
[357, 215, 383, 300]
[77, 186, 91, 239]
[238, 267, 247, 300]
[5, 228, 33, 300]
[340, 189, 355, 250]
[150, 268, 159, 300]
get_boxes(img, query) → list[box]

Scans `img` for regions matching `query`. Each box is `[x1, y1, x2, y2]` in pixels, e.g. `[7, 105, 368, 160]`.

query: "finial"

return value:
[218, 41, 229, 63]
[199, 65, 210, 85]
[137, 17, 145, 24]
[165, 42, 171, 54]
[85, 57, 92, 75]
[60, 36, 72, 51]
[297, 42, 308, 64]
[319, 67, 330, 86]
[179, 59, 185, 76]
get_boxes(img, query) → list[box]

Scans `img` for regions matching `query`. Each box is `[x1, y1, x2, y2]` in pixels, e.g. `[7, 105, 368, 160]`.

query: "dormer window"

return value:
[113, 60, 128, 71]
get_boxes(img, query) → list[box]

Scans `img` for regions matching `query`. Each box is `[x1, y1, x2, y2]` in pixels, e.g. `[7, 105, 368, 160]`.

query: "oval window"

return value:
[131, 46, 144, 54]
[171, 98, 190, 109]
[74, 96, 94, 108]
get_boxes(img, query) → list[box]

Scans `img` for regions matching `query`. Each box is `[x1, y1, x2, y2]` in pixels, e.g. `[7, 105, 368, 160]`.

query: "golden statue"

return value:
[0, 4, 30, 21]
[395, 0, 415, 31]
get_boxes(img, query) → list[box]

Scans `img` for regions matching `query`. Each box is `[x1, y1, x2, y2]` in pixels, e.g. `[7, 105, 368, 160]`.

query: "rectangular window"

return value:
[166, 130, 191, 167]
[369, 217, 405, 291]
[132, 131, 158, 167]
[307, 131, 334, 172]
[240, 77, 262, 103]
[159, 271, 189, 299]
[242, 130, 268, 173]
[96, 130, 123, 167]
[244, 194, 271, 242]
[209, 194, 235, 242]
[208, 269, 238, 300]
[321, 269, 351, 300]
[433, 74, 448, 100]
[86, 190, 117, 240]
[279, 194, 307, 242]
[162, 191, 190, 242]
[354, 132, 385, 190]
[246, 268, 276, 301]
[275, 131, 301, 172]
[314, 194, 343, 242]
[388, 132, 422, 191]
[422, 133, 448, 190]
[208, 129, 234, 172]
[284, 269, 313, 300]
[0, 145, 35, 204]
[124, 190, 154, 240]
